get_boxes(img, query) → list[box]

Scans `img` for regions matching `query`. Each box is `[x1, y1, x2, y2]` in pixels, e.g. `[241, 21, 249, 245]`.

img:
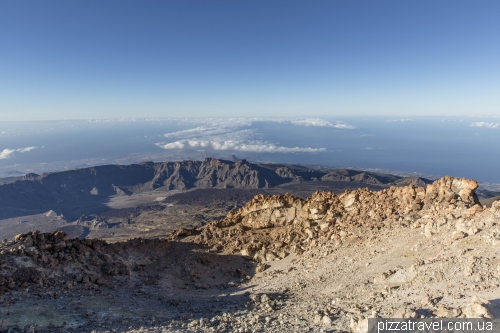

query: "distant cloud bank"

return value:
[386, 119, 414, 123]
[0, 146, 37, 160]
[470, 122, 500, 129]
[155, 118, 354, 154]
[156, 140, 325, 153]
[288, 118, 357, 129]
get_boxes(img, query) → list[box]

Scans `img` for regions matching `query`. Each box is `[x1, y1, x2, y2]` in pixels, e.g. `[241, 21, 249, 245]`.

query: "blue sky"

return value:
[1, 1, 499, 120]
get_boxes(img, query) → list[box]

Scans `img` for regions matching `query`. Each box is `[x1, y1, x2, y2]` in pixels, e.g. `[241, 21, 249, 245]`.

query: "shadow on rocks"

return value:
[0, 234, 277, 332]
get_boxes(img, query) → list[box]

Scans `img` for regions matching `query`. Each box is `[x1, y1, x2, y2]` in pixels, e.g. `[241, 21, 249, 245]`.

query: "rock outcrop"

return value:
[424, 176, 480, 207]
[172, 177, 483, 261]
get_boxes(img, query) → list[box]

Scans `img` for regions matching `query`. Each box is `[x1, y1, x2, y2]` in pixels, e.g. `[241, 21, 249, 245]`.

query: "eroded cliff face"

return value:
[172, 176, 484, 264]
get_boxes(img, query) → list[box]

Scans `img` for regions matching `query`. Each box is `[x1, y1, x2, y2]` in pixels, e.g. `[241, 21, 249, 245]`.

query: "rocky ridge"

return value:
[172, 176, 481, 260]
[0, 158, 432, 220]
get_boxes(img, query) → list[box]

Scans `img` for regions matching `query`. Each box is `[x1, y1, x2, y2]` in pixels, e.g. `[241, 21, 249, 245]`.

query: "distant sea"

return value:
[1, 116, 499, 185]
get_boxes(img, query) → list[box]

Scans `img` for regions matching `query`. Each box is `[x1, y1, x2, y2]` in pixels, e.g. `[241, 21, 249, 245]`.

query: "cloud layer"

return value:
[155, 118, 353, 154]
[470, 122, 500, 129]
[0, 146, 37, 160]
[288, 118, 357, 129]
[156, 140, 326, 153]
[386, 119, 414, 123]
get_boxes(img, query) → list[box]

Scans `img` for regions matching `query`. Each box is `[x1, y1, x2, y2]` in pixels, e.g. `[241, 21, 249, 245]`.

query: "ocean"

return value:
[1, 116, 499, 184]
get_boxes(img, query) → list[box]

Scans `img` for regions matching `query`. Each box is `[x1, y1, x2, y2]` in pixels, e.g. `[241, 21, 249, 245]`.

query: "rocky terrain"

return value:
[0, 180, 390, 243]
[1, 175, 500, 332]
[0, 158, 433, 221]
[0, 158, 448, 242]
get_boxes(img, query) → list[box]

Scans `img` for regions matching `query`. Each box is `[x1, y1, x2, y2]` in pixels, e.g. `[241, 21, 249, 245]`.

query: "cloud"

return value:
[156, 117, 355, 154]
[0, 146, 37, 159]
[17, 146, 36, 153]
[162, 118, 357, 137]
[156, 140, 325, 153]
[386, 119, 414, 123]
[158, 141, 186, 149]
[86, 118, 138, 123]
[164, 126, 251, 140]
[0, 149, 15, 159]
[330, 122, 357, 129]
[470, 122, 500, 129]
[288, 118, 357, 129]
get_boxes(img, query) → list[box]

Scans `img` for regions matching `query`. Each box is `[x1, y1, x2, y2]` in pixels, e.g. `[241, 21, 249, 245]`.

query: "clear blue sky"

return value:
[1, 0, 499, 120]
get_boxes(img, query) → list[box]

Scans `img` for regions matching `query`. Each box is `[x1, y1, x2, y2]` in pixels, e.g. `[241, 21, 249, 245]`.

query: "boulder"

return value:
[462, 296, 493, 318]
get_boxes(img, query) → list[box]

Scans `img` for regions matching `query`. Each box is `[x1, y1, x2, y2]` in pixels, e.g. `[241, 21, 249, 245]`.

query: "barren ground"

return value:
[0, 181, 386, 242]
[1, 180, 499, 332]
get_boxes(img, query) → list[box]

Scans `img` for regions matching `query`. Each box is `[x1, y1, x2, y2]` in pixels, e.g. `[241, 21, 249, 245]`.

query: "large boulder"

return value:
[425, 176, 479, 207]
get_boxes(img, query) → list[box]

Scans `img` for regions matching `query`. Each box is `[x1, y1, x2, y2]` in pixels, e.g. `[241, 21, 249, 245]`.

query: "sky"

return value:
[1, 1, 499, 120]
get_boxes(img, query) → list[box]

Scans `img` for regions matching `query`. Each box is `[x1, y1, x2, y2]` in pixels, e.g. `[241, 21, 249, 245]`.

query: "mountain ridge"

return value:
[4, 157, 431, 192]
[0, 158, 432, 219]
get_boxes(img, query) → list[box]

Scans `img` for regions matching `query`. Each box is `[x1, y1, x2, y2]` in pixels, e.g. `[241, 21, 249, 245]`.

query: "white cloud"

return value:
[162, 118, 357, 136]
[0, 146, 38, 159]
[86, 118, 138, 123]
[164, 125, 252, 139]
[470, 122, 500, 129]
[331, 122, 357, 129]
[386, 119, 414, 123]
[17, 146, 36, 153]
[288, 118, 357, 129]
[157, 139, 325, 153]
[156, 117, 355, 154]
[157, 141, 185, 149]
[0, 149, 15, 159]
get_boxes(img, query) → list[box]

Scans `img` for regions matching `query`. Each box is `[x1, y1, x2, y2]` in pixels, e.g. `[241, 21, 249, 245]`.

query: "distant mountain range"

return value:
[0, 158, 433, 219]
